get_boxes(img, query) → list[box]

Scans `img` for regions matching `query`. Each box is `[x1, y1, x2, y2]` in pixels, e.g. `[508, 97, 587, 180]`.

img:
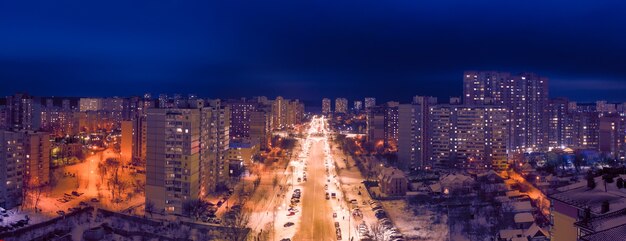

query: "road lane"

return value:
[293, 138, 336, 241]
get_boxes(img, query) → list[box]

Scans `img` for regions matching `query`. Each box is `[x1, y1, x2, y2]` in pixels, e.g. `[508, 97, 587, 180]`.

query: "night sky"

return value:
[2, 1, 626, 105]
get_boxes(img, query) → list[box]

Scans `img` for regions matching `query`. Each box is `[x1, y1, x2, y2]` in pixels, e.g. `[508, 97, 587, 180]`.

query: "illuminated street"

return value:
[36, 147, 145, 217]
[3, 2, 626, 240]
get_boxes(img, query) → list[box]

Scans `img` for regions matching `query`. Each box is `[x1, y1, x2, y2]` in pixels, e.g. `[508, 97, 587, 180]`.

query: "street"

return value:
[292, 138, 335, 240]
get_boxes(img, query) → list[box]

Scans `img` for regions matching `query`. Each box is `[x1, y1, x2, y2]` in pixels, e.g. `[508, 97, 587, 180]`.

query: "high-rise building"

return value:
[132, 115, 147, 163]
[121, 121, 133, 163]
[366, 106, 386, 145]
[0, 130, 50, 209]
[598, 115, 625, 159]
[366, 102, 399, 148]
[596, 100, 617, 114]
[353, 101, 363, 111]
[204, 99, 231, 195]
[250, 108, 271, 150]
[322, 98, 331, 115]
[0, 106, 8, 130]
[0, 131, 24, 209]
[79, 98, 102, 112]
[6, 93, 39, 130]
[227, 100, 255, 140]
[145, 99, 229, 215]
[546, 98, 570, 149]
[463, 71, 549, 153]
[364, 97, 376, 109]
[429, 103, 508, 169]
[40, 99, 75, 137]
[271, 96, 288, 129]
[385, 102, 399, 148]
[335, 98, 348, 114]
[102, 97, 125, 124]
[569, 111, 600, 150]
[23, 131, 50, 186]
[463, 71, 507, 105]
[270, 97, 304, 129]
[397, 96, 437, 171]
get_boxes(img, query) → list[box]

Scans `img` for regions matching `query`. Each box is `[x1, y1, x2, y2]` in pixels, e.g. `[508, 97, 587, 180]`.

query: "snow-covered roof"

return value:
[439, 173, 474, 186]
[379, 167, 406, 180]
[551, 175, 626, 214]
[477, 170, 501, 179]
[580, 223, 626, 241]
[524, 223, 550, 238]
[514, 212, 534, 223]
[512, 201, 533, 213]
[495, 196, 510, 203]
[506, 190, 524, 198]
[575, 207, 626, 233]
[429, 183, 442, 193]
[499, 229, 523, 239]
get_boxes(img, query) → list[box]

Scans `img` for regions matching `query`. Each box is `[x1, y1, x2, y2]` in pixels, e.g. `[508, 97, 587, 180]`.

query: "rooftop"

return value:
[514, 212, 535, 223]
[550, 175, 626, 214]
[580, 223, 626, 241]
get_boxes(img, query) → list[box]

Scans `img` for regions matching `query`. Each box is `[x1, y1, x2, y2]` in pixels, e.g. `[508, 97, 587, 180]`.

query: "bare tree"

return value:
[222, 207, 251, 241]
[105, 158, 121, 201]
[145, 200, 155, 218]
[181, 198, 210, 220]
[370, 222, 386, 241]
[97, 161, 108, 184]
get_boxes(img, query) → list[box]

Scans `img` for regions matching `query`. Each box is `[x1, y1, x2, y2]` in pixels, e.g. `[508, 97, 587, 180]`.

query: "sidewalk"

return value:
[329, 140, 379, 241]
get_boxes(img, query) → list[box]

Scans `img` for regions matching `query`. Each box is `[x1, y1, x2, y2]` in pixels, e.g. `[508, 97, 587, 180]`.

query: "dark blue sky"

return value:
[2, 1, 626, 105]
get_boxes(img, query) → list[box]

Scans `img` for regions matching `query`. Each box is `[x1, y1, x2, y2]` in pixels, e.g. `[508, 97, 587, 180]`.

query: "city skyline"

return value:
[2, 1, 626, 102]
[3, 1, 626, 241]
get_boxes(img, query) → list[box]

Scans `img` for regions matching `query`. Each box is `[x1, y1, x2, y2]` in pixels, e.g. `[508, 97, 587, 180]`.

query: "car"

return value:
[297, 178, 301, 182]
[331, 193, 336, 199]
[79, 201, 88, 206]
[287, 212, 296, 216]
[283, 222, 295, 227]
[288, 207, 298, 212]
[211, 218, 221, 224]
[280, 239, 292, 241]
[71, 191, 80, 196]
[333, 212, 337, 218]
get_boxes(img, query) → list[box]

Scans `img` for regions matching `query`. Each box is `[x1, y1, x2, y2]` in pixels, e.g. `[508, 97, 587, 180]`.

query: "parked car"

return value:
[283, 222, 295, 227]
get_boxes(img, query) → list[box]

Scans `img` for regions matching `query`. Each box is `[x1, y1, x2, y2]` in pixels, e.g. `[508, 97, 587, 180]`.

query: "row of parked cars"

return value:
[0, 219, 28, 232]
[334, 221, 342, 240]
[369, 200, 404, 241]
[287, 188, 301, 217]
[357, 222, 372, 240]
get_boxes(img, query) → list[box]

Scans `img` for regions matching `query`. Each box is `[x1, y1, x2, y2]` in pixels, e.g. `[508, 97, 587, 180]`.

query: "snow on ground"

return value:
[329, 139, 380, 240]
[16, 147, 145, 235]
[381, 200, 449, 241]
